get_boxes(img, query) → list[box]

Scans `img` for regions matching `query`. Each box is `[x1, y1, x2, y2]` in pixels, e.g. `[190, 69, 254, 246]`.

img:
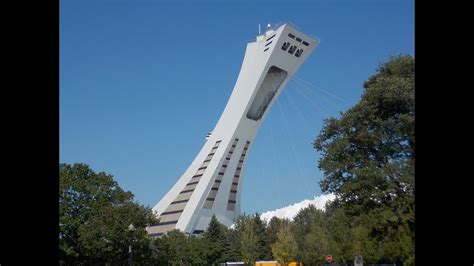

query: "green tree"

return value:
[154, 229, 188, 265]
[59, 163, 158, 265]
[361, 209, 414, 264]
[314, 54, 414, 210]
[186, 236, 209, 265]
[299, 208, 329, 265]
[350, 222, 378, 263]
[253, 213, 271, 260]
[324, 205, 352, 264]
[314, 55, 415, 263]
[271, 221, 297, 265]
[235, 214, 260, 264]
[202, 215, 227, 264]
[291, 204, 320, 262]
[266, 217, 285, 250]
[224, 226, 243, 262]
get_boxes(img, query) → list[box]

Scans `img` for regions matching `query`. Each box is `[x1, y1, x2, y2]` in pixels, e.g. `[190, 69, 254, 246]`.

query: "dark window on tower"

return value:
[156, 221, 178, 226]
[295, 49, 304, 57]
[288, 33, 295, 39]
[288, 45, 297, 54]
[246, 66, 288, 121]
[171, 199, 189, 204]
[281, 42, 290, 51]
[266, 34, 276, 41]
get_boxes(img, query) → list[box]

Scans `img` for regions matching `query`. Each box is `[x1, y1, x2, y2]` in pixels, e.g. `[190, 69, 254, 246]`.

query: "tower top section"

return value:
[255, 23, 318, 48]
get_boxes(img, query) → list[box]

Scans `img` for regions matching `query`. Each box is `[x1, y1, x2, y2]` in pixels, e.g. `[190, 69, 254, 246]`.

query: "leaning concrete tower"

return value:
[148, 23, 318, 237]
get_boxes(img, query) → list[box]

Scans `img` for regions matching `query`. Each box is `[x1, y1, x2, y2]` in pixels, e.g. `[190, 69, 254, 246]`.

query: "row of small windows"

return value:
[204, 138, 239, 209]
[196, 140, 221, 177]
[227, 141, 250, 211]
[288, 33, 310, 46]
[265, 34, 276, 47]
[263, 34, 276, 53]
[282, 41, 304, 57]
[265, 33, 309, 54]
[163, 140, 222, 223]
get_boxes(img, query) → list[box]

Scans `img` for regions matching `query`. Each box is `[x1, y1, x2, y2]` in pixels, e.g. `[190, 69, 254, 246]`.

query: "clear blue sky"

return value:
[60, 0, 414, 214]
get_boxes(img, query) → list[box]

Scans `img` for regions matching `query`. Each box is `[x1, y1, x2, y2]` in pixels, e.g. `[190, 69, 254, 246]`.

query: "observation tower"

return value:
[148, 23, 319, 237]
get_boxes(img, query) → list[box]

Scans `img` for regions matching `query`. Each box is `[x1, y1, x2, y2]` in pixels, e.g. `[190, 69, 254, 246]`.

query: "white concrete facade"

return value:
[148, 24, 318, 237]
